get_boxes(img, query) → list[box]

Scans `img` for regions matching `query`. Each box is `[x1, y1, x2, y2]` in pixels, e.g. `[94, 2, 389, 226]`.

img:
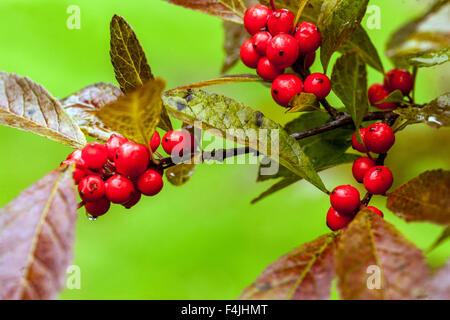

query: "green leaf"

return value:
[394, 93, 450, 128]
[222, 21, 249, 73]
[95, 78, 166, 146]
[386, 1, 450, 68]
[0, 72, 86, 148]
[110, 15, 173, 132]
[169, 74, 263, 91]
[428, 227, 450, 252]
[61, 83, 122, 142]
[162, 89, 327, 192]
[336, 209, 429, 300]
[239, 233, 339, 300]
[386, 169, 450, 225]
[317, 0, 370, 71]
[163, 0, 247, 23]
[286, 92, 320, 113]
[379, 89, 405, 104]
[260, 0, 324, 22]
[331, 52, 369, 130]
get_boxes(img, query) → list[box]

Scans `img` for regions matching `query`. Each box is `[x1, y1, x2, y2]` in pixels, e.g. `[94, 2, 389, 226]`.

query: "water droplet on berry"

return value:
[86, 213, 97, 221]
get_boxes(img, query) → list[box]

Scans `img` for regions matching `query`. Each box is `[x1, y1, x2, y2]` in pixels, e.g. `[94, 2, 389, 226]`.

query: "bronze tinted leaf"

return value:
[0, 166, 78, 300]
[380, 89, 405, 104]
[260, 0, 324, 22]
[239, 233, 339, 300]
[169, 74, 263, 91]
[95, 78, 166, 146]
[336, 209, 429, 300]
[386, 169, 450, 225]
[164, 0, 247, 23]
[286, 92, 320, 113]
[222, 21, 248, 73]
[61, 83, 122, 142]
[426, 260, 450, 299]
[0, 72, 86, 148]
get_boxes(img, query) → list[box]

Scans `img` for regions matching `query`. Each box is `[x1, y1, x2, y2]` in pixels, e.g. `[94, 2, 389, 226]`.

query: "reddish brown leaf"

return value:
[426, 261, 450, 300]
[0, 166, 78, 300]
[386, 170, 450, 225]
[239, 233, 339, 300]
[222, 21, 248, 73]
[336, 209, 430, 300]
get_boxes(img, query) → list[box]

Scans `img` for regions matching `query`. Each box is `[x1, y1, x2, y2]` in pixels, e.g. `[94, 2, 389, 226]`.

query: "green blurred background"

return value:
[0, 0, 448, 299]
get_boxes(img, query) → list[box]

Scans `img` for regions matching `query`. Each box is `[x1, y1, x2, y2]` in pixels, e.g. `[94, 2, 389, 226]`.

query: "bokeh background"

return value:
[0, 0, 448, 299]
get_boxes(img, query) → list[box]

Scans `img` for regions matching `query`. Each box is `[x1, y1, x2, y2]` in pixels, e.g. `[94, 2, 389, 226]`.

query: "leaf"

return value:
[0, 72, 86, 148]
[110, 15, 172, 131]
[95, 78, 166, 146]
[165, 163, 197, 186]
[317, 0, 370, 71]
[426, 260, 450, 299]
[169, 74, 263, 91]
[162, 89, 327, 192]
[386, 169, 450, 225]
[428, 227, 450, 252]
[331, 52, 369, 131]
[260, 0, 324, 22]
[0, 166, 78, 300]
[336, 209, 429, 300]
[394, 93, 450, 128]
[222, 21, 249, 73]
[60, 83, 122, 142]
[386, 1, 450, 68]
[286, 92, 320, 113]
[379, 89, 405, 104]
[164, 0, 247, 24]
[239, 233, 339, 300]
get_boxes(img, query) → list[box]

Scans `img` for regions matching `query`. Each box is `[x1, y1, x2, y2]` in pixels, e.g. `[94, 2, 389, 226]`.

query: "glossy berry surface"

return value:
[252, 31, 272, 55]
[303, 73, 331, 100]
[365, 123, 395, 154]
[267, 9, 295, 35]
[81, 142, 108, 169]
[150, 131, 161, 152]
[105, 134, 128, 161]
[271, 74, 303, 107]
[384, 69, 414, 95]
[330, 185, 361, 216]
[85, 197, 110, 217]
[244, 5, 272, 35]
[122, 191, 142, 209]
[105, 174, 135, 204]
[368, 83, 396, 110]
[366, 206, 384, 218]
[352, 128, 368, 153]
[326, 207, 352, 231]
[363, 166, 393, 195]
[240, 38, 260, 68]
[257, 57, 284, 81]
[137, 169, 164, 196]
[162, 131, 195, 157]
[266, 34, 299, 68]
[295, 22, 322, 54]
[115, 141, 149, 177]
[352, 156, 376, 183]
[78, 175, 106, 202]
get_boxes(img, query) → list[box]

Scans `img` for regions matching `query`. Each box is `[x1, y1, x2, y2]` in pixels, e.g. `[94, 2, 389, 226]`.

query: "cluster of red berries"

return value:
[326, 122, 396, 231]
[61, 130, 194, 218]
[240, 5, 331, 107]
[368, 68, 414, 110]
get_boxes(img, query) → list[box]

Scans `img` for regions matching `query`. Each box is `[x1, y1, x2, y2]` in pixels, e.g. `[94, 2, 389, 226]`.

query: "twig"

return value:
[270, 0, 277, 11]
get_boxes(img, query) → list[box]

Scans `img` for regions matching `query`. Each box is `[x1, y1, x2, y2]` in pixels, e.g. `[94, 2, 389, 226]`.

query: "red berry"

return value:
[352, 157, 376, 183]
[122, 191, 142, 209]
[73, 167, 87, 184]
[267, 9, 295, 35]
[105, 174, 135, 204]
[81, 142, 108, 169]
[85, 197, 110, 217]
[150, 131, 161, 152]
[115, 141, 149, 178]
[257, 57, 284, 81]
[162, 131, 195, 157]
[368, 83, 396, 110]
[352, 128, 368, 153]
[304, 51, 316, 69]
[137, 169, 164, 196]
[326, 207, 352, 231]
[266, 33, 299, 68]
[271, 74, 303, 107]
[292, 52, 316, 73]
[105, 134, 128, 161]
[303, 73, 331, 100]
[365, 123, 395, 154]
[244, 5, 272, 35]
[363, 166, 393, 195]
[366, 206, 384, 218]
[78, 175, 106, 202]
[66, 148, 85, 166]
[252, 31, 272, 55]
[295, 22, 322, 54]
[384, 69, 414, 95]
[330, 185, 361, 216]
[240, 38, 260, 68]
